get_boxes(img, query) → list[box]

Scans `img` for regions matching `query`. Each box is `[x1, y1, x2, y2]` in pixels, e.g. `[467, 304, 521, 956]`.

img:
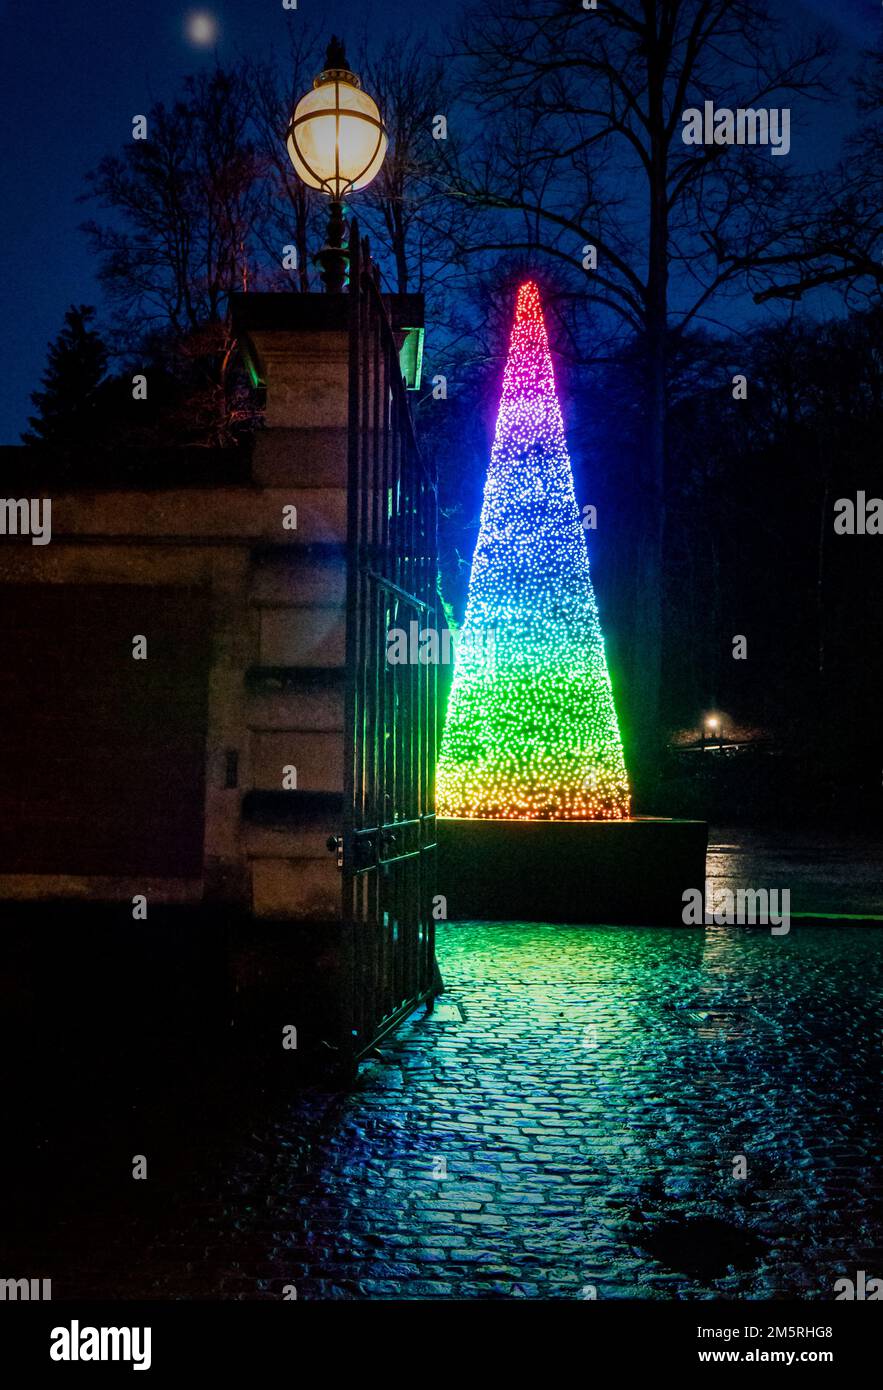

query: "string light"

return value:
[437, 280, 631, 820]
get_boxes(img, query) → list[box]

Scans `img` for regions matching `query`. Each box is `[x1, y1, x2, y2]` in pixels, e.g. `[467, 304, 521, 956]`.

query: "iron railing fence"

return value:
[340, 223, 439, 1068]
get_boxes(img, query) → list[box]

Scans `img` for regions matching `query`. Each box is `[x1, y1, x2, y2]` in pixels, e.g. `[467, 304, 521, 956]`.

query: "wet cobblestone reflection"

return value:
[274, 923, 883, 1300]
[15, 923, 883, 1300]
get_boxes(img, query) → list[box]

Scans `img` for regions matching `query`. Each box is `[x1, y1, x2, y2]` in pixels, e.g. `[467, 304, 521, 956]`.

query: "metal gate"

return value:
[339, 223, 439, 1067]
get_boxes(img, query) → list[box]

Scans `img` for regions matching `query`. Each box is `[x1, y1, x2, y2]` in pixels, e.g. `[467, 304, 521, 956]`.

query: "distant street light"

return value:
[286, 37, 388, 292]
[704, 716, 724, 752]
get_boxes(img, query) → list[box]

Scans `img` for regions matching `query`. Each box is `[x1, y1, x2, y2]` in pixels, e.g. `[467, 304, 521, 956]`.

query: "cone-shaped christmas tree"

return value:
[437, 281, 630, 820]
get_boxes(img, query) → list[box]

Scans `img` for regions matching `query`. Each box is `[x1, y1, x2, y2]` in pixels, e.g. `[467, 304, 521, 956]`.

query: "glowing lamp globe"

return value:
[286, 39, 387, 200]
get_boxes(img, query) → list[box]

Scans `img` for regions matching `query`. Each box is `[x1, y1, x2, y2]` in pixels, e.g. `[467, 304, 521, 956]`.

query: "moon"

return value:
[185, 11, 219, 47]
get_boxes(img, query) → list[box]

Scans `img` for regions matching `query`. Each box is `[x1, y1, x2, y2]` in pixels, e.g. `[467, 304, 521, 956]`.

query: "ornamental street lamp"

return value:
[286, 36, 388, 292]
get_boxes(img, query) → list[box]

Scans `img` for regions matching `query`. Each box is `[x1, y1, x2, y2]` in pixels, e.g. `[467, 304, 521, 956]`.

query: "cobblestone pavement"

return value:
[9, 922, 883, 1300]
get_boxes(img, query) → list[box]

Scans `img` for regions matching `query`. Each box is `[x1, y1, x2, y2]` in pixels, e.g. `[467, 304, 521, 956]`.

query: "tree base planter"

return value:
[438, 817, 708, 925]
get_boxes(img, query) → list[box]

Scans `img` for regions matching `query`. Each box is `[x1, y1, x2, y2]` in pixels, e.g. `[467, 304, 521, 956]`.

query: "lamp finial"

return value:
[325, 36, 348, 71]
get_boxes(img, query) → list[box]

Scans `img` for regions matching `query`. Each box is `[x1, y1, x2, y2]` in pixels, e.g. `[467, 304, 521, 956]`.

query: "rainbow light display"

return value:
[437, 280, 631, 820]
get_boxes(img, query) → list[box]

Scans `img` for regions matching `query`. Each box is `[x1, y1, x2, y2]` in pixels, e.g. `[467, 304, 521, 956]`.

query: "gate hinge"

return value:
[326, 835, 344, 870]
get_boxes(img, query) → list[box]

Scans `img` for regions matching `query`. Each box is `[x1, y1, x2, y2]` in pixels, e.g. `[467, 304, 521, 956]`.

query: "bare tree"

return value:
[81, 66, 271, 443]
[245, 26, 327, 294]
[83, 68, 268, 335]
[747, 42, 883, 307]
[446, 0, 835, 780]
[356, 36, 461, 296]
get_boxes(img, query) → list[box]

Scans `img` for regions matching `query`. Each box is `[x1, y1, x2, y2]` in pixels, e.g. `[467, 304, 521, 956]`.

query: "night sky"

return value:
[0, 0, 876, 443]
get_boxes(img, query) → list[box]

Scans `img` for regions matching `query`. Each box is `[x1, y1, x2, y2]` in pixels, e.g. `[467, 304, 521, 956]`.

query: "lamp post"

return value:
[286, 37, 388, 292]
